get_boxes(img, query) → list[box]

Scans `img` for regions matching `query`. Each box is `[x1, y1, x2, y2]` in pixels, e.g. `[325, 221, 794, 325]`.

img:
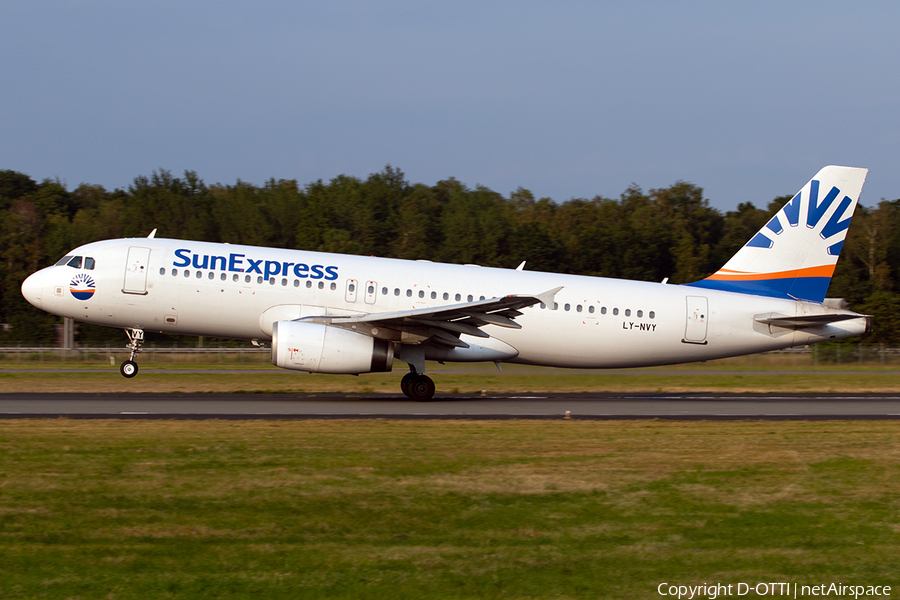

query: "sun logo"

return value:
[69, 273, 96, 300]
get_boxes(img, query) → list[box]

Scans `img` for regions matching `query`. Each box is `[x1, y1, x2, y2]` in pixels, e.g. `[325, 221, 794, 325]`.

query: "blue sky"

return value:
[1, 1, 897, 210]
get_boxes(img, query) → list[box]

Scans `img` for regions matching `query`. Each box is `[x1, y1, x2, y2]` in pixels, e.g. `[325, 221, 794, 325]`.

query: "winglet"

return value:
[535, 286, 563, 305]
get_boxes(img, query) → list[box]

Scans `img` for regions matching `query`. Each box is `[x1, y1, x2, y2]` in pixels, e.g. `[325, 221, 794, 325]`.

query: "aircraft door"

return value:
[683, 296, 708, 344]
[123, 246, 151, 295]
[345, 279, 358, 303]
[364, 281, 377, 304]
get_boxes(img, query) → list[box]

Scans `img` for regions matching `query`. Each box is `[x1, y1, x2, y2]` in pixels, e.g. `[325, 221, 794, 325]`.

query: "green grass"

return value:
[1, 363, 900, 394]
[0, 420, 898, 598]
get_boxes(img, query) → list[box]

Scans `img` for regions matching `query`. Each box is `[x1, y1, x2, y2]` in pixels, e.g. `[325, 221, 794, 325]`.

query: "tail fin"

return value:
[687, 165, 868, 303]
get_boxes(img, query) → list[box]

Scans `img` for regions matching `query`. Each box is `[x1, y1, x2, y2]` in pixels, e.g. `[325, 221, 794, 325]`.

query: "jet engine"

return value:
[271, 321, 393, 374]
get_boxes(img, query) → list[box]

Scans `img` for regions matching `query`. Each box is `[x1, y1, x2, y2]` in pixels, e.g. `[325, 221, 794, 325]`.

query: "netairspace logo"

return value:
[657, 582, 891, 599]
[69, 273, 96, 300]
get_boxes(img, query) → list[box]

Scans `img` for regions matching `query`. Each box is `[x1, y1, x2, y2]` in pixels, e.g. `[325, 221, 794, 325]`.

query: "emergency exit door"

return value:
[123, 246, 151, 295]
[683, 296, 708, 344]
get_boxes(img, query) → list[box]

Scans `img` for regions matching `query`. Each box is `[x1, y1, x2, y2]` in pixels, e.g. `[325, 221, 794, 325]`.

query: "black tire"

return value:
[406, 375, 435, 401]
[400, 372, 416, 397]
[120, 360, 139, 378]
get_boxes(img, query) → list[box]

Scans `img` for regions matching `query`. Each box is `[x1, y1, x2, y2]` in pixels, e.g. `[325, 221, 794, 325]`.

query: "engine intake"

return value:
[271, 321, 393, 374]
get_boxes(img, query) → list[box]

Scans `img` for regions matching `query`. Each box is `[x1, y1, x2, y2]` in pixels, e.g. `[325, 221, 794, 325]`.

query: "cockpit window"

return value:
[66, 256, 83, 269]
[84, 257, 95, 270]
[55, 255, 74, 266]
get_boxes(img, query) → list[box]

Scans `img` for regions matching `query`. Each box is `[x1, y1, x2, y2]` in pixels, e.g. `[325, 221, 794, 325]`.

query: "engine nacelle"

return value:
[271, 321, 393, 374]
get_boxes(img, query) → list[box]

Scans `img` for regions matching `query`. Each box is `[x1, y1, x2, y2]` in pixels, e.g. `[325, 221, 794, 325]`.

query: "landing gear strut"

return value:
[400, 366, 435, 401]
[120, 328, 144, 378]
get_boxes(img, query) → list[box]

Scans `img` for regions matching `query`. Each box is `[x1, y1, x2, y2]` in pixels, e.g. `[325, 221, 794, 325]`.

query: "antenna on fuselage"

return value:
[147, 229, 157, 239]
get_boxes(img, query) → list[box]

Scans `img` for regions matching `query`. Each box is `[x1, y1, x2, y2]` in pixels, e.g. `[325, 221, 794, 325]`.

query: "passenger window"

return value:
[282, 278, 287, 286]
[406, 289, 412, 297]
[430, 291, 436, 299]
[349, 284, 356, 292]
[540, 302, 546, 309]
[637, 310, 643, 317]
[269, 278, 275, 285]
[394, 288, 400, 296]
[184, 270, 191, 277]
[208, 272, 215, 280]
[294, 280, 300, 287]
[381, 287, 388, 295]
[221, 273, 226, 281]
[84, 257, 95, 270]
[588, 306, 594, 314]
[245, 275, 251, 283]
[257, 276, 263, 284]
[576, 305, 582, 313]
[552, 302, 558, 310]
[196, 271, 203, 279]
[67, 256, 83, 269]
[56, 255, 73, 266]
[159, 267, 166, 275]
[443, 292, 449, 300]
[613, 308, 619, 315]
[625, 309, 631, 316]
[318, 281, 324, 289]
[330, 282, 336, 290]
[234, 274, 240, 282]
[564, 303, 570, 311]
[601, 307, 607, 314]
[649, 311, 655, 319]
[371, 286, 376, 294]
[172, 269, 178, 276]
[455, 294, 461, 301]
[479, 296, 485, 301]
[418, 290, 425, 298]
[306, 281, 312, 288]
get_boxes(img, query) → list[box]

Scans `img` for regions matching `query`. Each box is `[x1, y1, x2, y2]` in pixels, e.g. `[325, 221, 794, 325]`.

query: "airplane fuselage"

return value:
[23, 237, 868, 369]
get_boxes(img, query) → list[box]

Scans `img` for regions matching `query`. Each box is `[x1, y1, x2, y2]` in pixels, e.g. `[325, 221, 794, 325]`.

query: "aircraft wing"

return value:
[303, 286, 563, 348]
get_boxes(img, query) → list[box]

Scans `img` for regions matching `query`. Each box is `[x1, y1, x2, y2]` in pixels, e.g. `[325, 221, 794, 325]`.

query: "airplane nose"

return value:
[21, 271, 43, 309]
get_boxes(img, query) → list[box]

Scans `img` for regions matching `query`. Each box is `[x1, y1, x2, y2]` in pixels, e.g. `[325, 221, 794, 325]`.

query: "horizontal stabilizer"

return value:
[754, 312, 865, 330]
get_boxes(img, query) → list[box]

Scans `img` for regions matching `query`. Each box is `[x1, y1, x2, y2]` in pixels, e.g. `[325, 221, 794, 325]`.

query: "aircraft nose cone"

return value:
[21, 271, 43, 309]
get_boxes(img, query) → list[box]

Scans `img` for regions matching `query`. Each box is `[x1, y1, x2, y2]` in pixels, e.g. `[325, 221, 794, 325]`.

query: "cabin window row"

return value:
[539, 302, 655, 319]
[158, 267, 650, 317]
[160, 267, 338, 290]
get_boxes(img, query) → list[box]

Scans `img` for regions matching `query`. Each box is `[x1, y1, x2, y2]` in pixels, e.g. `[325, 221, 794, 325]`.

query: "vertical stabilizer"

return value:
[687, 165, 868, 303]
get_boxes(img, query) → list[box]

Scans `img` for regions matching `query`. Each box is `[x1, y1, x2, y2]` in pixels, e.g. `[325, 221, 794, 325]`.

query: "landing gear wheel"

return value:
[400, 372, 416, 397]
[120, 360, 139, 378]
[404, 374, 435, 402]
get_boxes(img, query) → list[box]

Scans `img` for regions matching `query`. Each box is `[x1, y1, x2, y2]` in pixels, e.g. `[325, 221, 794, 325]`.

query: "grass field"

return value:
[0, 420, 898, 599]
[2, 360, 900, 394]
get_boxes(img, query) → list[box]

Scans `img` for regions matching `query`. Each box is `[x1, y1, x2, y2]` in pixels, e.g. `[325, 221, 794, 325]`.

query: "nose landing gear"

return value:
[120, 328, 144, 378]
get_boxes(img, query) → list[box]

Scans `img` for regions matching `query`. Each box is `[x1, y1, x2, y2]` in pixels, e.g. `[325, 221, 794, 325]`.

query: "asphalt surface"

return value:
[2, 392, 900, 420]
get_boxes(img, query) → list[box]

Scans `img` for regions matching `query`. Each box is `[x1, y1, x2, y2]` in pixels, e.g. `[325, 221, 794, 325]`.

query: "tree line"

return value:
[2, 166, 899, 345]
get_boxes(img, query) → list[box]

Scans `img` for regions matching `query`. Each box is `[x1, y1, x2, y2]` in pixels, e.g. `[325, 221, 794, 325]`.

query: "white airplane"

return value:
[21, 166, 870, 400]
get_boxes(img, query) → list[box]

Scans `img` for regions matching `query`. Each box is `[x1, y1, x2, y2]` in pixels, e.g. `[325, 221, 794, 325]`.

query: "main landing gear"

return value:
[120, 328, 144, 378]
[400, 367, 435, 401]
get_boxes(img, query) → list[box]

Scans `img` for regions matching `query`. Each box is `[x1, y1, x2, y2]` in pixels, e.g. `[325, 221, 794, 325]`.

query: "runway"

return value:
[2, 392, 900, 420]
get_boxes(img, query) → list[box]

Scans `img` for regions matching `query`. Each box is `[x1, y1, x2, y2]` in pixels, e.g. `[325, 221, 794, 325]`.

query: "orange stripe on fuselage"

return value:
[705, 264, 835, 281]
